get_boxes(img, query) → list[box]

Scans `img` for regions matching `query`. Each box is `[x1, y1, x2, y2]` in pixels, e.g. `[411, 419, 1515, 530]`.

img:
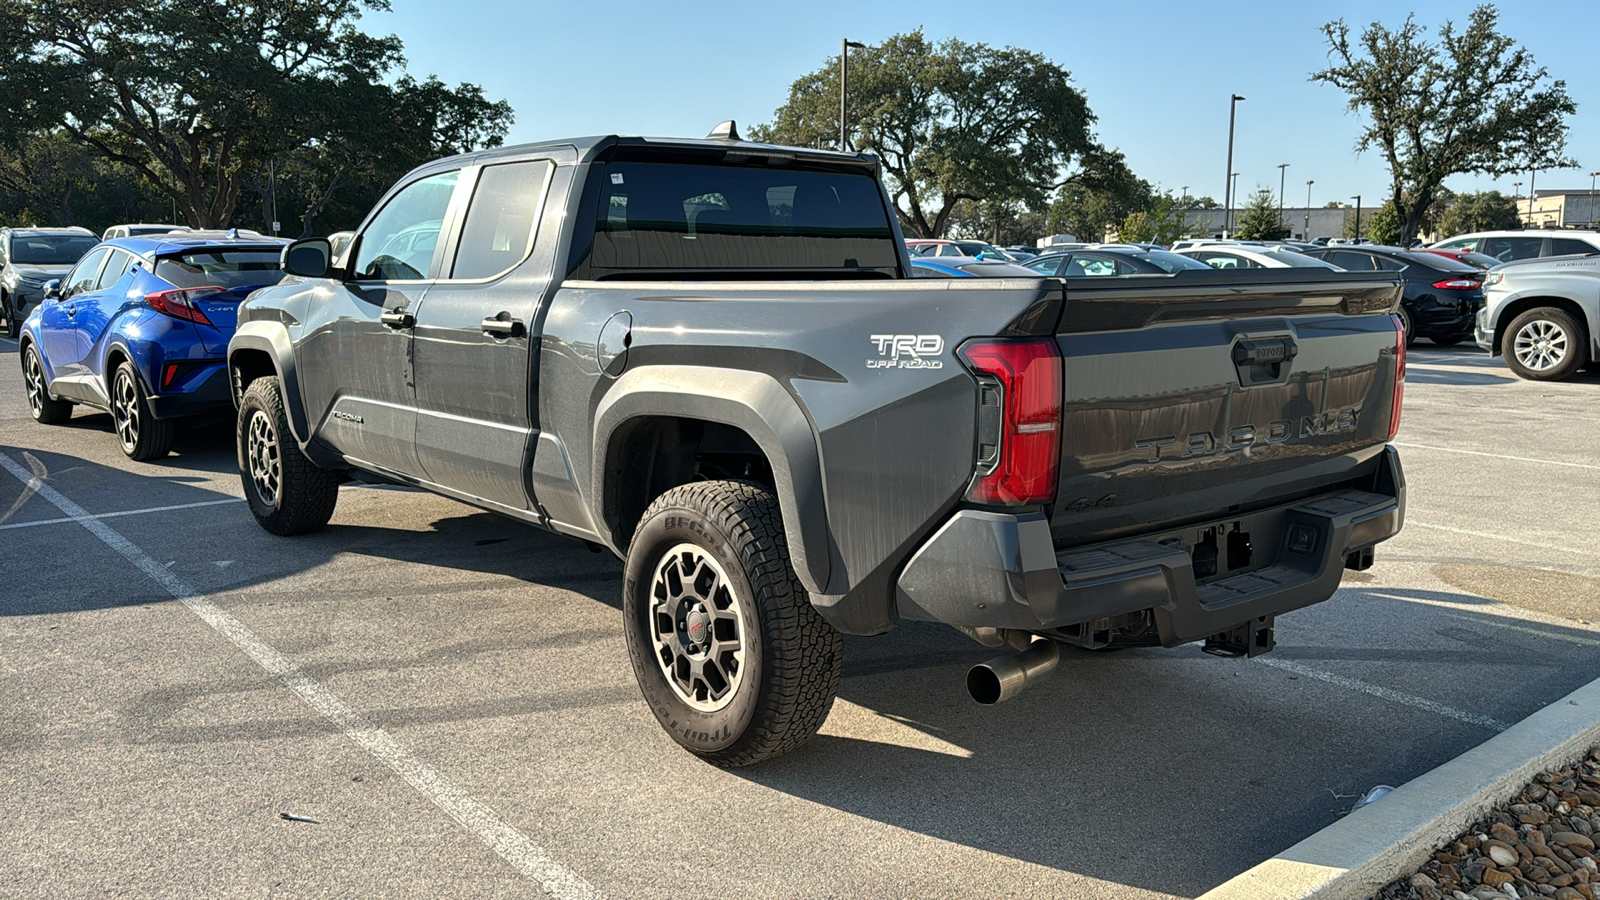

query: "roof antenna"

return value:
[707, 120, 740, 141]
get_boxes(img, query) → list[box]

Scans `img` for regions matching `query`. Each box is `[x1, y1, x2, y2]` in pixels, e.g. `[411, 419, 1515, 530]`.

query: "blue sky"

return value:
[367, 0, 1599, 208]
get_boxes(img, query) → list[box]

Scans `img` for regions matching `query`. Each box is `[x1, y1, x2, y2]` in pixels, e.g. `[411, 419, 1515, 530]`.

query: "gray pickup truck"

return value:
[228, 129, 1407, 766]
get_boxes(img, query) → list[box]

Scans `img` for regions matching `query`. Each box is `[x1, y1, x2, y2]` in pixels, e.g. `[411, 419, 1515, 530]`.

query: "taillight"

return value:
[1388, 314, 1405, 440]
[957, 338, 1062, 505]
[145, 287, 219, 326]
[1431, 278, 1480, 290]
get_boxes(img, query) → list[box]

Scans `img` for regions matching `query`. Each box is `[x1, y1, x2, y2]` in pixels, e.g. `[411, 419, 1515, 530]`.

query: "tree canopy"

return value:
[0, 0, 512, 233]
[1233, 189, 1291, 241]
[750, 31, 1104, 238]
[1312, 4, 1575, 246]
[1434, 190, 1521, 238]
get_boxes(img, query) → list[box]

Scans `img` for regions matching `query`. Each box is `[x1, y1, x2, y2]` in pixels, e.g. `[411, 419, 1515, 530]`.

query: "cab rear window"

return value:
[587, 161, 898, 278]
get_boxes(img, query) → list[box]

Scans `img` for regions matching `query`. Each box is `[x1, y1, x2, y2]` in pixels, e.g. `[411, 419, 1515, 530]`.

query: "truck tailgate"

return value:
[1048, 270, 1403, 547]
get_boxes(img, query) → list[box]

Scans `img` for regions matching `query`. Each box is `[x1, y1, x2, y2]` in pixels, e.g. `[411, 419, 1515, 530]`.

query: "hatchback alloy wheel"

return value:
[112, 369, 141, 452]
[24, 348, 46, 417]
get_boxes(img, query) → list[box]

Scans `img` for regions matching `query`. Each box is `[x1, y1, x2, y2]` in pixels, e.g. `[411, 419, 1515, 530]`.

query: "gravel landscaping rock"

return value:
[1375, 748, 1600, 900]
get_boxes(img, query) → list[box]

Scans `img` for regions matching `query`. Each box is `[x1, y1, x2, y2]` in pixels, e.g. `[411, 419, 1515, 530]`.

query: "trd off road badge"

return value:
[867, 334, 944, 370]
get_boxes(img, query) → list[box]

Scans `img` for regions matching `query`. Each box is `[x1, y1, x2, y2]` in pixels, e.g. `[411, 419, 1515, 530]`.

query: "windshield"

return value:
[589, 160, 898, 278]
[154, 249, 287, 291]
[1121, 250, 1213, 272]
[10, 234, 98, 265]
[127, 225, 182, 236]
[954, 241, 1001, 256]
[1399, 250, 1479, 273]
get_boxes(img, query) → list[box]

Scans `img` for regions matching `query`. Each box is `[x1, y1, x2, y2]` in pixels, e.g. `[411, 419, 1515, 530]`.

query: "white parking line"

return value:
[1407, 521, 1593, 556]
[1392, 442, 1600, 471]
[1255, 657, 1510, 731]
[0, 496, 245, 530]
[0, 451, 599, 900]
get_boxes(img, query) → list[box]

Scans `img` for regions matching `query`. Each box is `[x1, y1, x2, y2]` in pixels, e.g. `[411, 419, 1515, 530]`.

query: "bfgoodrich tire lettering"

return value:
[623, 480, 843, 767]
[237, 376, 339, 535]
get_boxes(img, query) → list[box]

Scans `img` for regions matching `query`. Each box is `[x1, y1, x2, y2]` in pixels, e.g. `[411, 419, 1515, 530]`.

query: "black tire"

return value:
[237, 376, 339, 535]
[1501, 307, 1589, 381]
[21, 343, 72, 424]
[111, 361, 174, 460]
[1397, 306, 1416, 347]
[623, 480, 842, 767]
[1, 292, 19, 339]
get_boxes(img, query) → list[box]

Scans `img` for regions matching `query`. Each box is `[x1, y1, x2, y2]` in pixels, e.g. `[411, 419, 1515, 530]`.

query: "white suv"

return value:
[1431, 230, 1600, 264]
[1475, 251, 1600, 380]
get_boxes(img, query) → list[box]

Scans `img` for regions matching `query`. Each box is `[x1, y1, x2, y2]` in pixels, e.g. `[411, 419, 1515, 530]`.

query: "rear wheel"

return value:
[111, 361, 174, 460]
[623, 480, 842, 767]
[1397, 307, 1416, 347]
[1502, 307, 1588, 381]
[238, 376, 339, 535]
[22, 344, 72, 424]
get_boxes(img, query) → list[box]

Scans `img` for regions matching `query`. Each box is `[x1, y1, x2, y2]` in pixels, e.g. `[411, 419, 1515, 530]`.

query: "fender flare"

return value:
[592, 365, 832, 595]
[228, 322, 308, 443]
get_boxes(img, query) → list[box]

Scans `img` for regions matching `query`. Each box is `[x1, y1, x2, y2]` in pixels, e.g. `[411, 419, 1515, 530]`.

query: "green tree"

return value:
[1117, 193, 1188, 244]
[1045, 149, 1152, 241]
[1363, 201, 1403, 244]
[1233, 189, 1291, 241]
[1312, 5, 1576, 246]
[1434, 190, 1521, 237]
[750, 31, 1101, 238]
[0, 0, 510, 230]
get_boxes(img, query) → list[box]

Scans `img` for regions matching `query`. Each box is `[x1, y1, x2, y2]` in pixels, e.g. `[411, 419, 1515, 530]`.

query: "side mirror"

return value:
[42, 280, 61, 300]
[282, 238, 332, 279]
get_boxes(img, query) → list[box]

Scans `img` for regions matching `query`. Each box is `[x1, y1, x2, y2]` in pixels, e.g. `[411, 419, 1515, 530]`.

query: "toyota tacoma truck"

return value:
[228, 127, 1407, 766]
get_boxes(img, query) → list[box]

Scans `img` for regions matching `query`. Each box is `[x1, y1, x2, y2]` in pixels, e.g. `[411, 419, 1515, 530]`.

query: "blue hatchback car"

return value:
[19, 231, 288, 459]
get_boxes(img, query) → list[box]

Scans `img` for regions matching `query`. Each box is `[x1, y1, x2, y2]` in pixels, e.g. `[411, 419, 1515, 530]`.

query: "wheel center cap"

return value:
[684, 607, 711, 647]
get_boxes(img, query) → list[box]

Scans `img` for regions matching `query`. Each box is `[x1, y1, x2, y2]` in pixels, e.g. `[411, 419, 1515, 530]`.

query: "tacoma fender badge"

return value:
[333, 410, 364, 424]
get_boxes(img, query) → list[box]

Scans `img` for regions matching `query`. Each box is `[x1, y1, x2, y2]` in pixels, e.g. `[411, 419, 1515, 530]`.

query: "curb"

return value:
[1200, 674, 1600, 900]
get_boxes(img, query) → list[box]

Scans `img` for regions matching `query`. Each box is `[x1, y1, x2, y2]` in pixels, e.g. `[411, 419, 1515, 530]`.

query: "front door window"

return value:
[352, 171, 460, 281]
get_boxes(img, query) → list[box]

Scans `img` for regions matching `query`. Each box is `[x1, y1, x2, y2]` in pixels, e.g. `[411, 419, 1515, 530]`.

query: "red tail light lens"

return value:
[957, 338, 1062, 505]
[1389, 314, 1405, 440]
[145, 287, 220, 326]
[1431, 278, 1480, 290]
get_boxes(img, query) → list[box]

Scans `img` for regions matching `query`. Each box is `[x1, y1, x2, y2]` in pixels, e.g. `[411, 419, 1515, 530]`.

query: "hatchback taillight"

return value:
[1389, 314, 1405, 440]
[958, 338, 1062, 505]
[1431, 278, 1480, 290]
[145, 287, 220, 326]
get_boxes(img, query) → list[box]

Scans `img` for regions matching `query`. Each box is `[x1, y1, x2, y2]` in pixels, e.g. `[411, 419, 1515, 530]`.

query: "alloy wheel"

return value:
[1512, 319, 1568, 372]
[649, 542, 747, 711]
[246, 409, 281, 508]
[112, 370, 140, 451]
[24, 349, 45, 417]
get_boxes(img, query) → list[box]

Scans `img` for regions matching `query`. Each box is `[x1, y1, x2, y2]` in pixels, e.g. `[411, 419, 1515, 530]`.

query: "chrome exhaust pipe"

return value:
[966, 637, 1060, 705]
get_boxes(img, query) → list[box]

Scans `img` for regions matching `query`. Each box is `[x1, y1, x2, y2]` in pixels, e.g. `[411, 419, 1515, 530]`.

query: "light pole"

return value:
[1305, 180, 1314, 238]
[1589, 171, 1600, 226]
[1512, 181, 1524, 225]
[1277, 163, 1290, 233]
[1351, 194, 1362, 242]
[1529, 169, 1537, 225]
[1224, 94, 1245, 234]
[840, 39, 866, 151]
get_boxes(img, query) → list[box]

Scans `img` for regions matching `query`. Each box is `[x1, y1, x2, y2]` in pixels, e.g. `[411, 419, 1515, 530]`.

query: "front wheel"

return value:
[238, 376, 339, 535]
[2, 293, 20, 339]
[22, 344, 72, 424]
[112, 361, 174, 460]
[1502, 307, 1589, 381]
[623, 480, 843, 767]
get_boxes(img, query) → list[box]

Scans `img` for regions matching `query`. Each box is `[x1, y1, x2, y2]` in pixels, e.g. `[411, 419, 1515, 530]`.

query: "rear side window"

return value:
[1326, 251, 1375, 270]
[155, 250, 286, 291]
[1479, 236, 1542, 262]
[1063, 254, 1133, 277]
[94, 250, 134, 289]
[1551, 238, 1596, 256]
[452, 161, 553, 280]
[1195, 251, 1260, 269]
[589, 161, 897, 278]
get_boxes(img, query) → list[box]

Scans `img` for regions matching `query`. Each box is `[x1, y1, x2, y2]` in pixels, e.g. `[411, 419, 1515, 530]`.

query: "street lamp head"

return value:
[845, 40, 866, 49]
[1232, 94, 1246, 101]
[1279, 163, 1290, 169]
[1307, 179, 1314, 185]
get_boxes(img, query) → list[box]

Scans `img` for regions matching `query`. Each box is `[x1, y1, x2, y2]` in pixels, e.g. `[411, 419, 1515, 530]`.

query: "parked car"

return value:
[1475, 250, 1600, 380]
[1300, 245, 1484, 345]
[1418, 247, 1502, 270]
[101, 224, 191, 240]
[0, 226, 98, 338]
[1176, 245, 1342, 270]
[1024, 245, 1214, 277]
[1002, 245, 1039, 259]
[1429, 230, 1600, 263]
[906, 238, 1015, 259]
[18, 232, 289, 458]
[909, 256, 1040, 277]
[227, 129, 1404, 766]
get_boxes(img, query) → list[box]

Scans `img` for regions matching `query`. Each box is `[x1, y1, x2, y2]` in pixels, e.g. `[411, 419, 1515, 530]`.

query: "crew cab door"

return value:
[297, 168, 462, 480]
[411, 158, 560, 509]
[40, 246, 111, 395]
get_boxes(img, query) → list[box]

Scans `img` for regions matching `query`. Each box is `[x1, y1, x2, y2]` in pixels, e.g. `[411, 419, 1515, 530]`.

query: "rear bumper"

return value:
[1407, 297, 1480, 339]
[896, 446, 1405, 647]
[146, 364, 231, 419]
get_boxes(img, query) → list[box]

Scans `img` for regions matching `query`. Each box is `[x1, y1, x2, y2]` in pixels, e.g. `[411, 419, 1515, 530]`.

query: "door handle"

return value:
[380, 309, 414, 329]
[480, 312, 524, 338]
[65, 305, 77, 316]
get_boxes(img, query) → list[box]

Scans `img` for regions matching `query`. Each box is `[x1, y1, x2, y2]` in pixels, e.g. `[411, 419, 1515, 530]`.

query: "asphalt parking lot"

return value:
[2, 337, 1597, 899]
